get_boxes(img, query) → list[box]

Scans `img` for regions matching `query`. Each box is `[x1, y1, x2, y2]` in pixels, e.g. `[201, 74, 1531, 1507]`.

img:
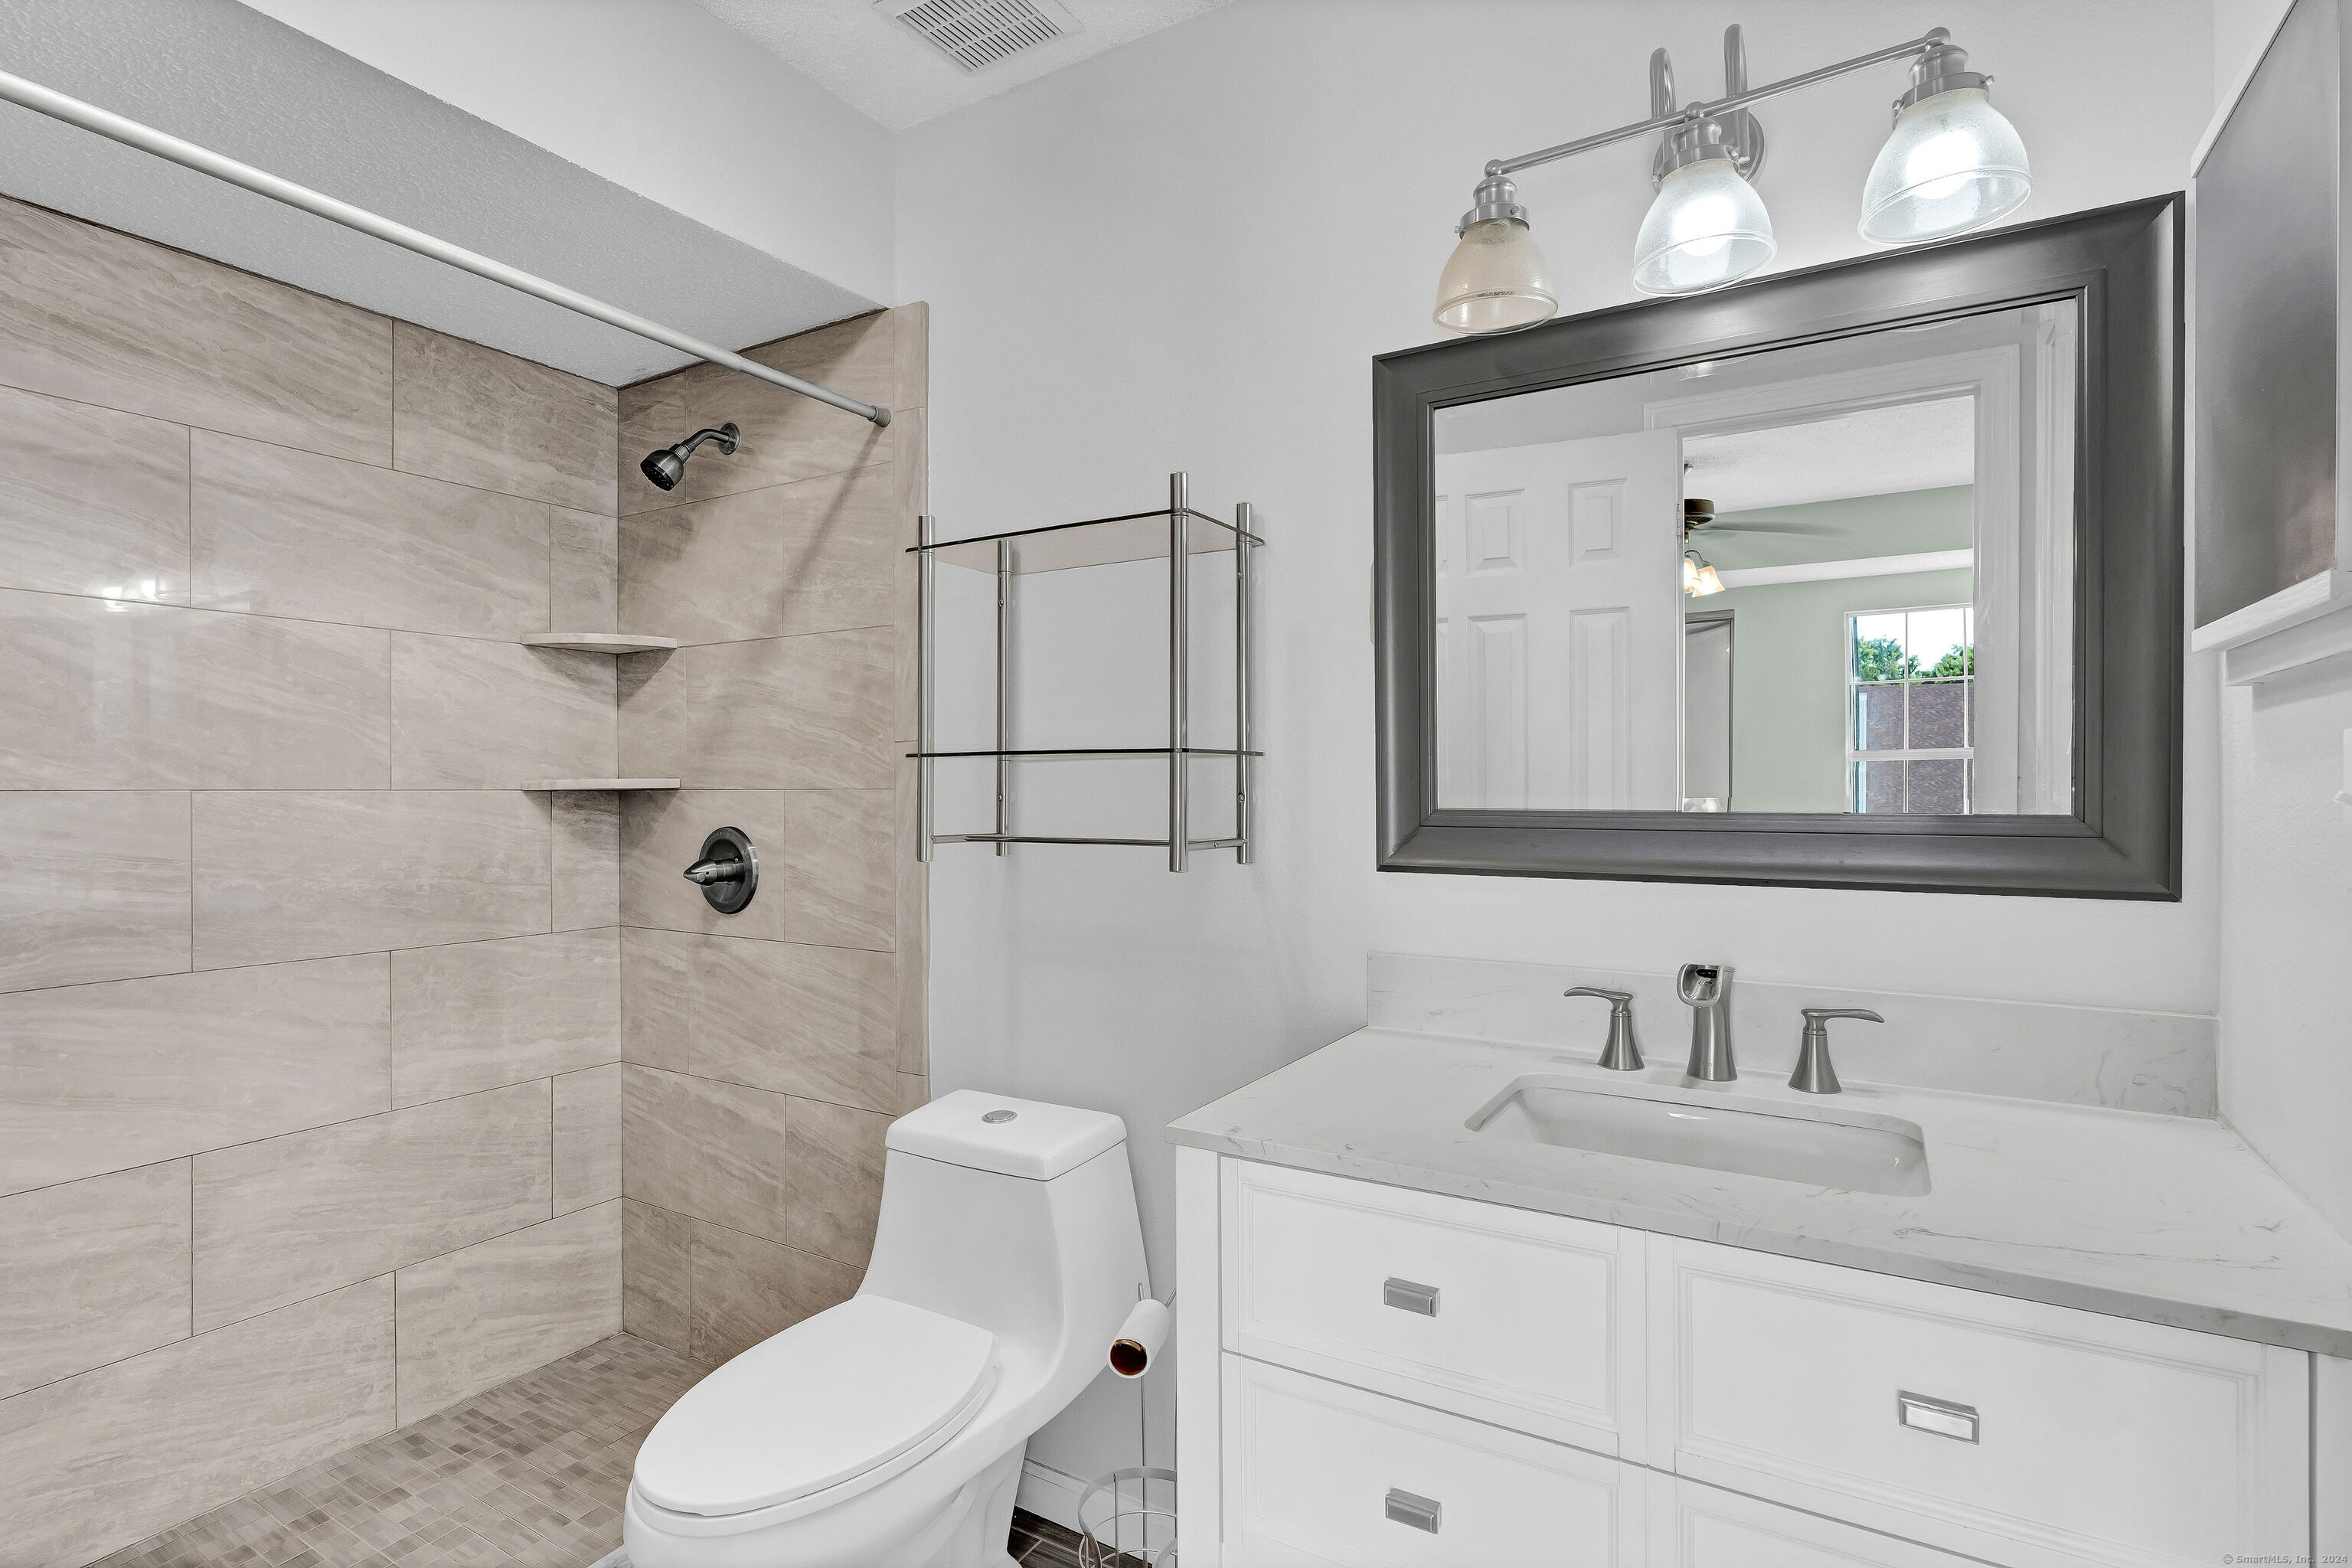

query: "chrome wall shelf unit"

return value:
[913, 472, 1260, 871]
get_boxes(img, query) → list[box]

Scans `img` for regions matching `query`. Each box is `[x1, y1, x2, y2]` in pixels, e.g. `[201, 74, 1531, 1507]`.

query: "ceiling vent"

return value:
[879, 0, 1083, 74]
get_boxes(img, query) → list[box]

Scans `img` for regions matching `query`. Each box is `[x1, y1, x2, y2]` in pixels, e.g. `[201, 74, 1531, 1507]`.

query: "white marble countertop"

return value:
[1168, 1027, 2352, 1358]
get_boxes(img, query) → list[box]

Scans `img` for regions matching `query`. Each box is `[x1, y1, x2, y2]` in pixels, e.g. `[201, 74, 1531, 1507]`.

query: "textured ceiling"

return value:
[694, 0, 1233, 129]
[0, 0, 875, 385]
[1683, 398, 1977, 514]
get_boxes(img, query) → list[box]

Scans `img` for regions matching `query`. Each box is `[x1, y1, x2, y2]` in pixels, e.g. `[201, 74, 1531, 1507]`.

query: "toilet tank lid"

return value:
[888, 1089, 1126, 1180]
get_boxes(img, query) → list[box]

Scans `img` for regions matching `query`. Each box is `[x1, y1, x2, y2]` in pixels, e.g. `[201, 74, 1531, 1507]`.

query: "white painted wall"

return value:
[239, 0, 897, 304]
[897, 0, 2223, 1506]
[2207, 0, 2352, 1241]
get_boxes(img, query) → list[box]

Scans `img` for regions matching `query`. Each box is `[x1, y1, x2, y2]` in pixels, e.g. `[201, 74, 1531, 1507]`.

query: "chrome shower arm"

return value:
[0, 67, 890, 428]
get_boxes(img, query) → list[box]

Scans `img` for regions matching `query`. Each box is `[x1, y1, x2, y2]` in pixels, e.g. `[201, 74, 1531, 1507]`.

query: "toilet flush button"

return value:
[982, 1109, 1018, 1124]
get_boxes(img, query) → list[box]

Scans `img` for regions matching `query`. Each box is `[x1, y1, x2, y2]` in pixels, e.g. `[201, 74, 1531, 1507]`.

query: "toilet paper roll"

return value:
[1108, 1297, 1171, 1377]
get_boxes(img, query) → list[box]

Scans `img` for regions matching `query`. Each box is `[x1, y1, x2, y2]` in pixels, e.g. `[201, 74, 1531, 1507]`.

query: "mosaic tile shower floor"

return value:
[89, 1332, 1113, 1567]
[93, 1335, 696, 1568]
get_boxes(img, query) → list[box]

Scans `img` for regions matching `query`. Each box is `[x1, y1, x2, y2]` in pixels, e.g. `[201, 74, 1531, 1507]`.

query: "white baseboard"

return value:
[1014, 1455, 1092, 1533]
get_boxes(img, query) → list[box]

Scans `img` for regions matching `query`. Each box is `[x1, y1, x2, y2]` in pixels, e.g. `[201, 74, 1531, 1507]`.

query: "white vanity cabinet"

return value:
[1176, 1150, 2315, 1568]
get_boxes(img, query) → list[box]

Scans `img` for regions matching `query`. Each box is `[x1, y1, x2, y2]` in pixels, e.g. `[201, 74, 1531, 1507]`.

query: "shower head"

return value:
[640, 423, 740, 491]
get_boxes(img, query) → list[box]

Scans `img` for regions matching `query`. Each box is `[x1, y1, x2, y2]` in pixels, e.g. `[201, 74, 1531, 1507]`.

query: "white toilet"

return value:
[621, 1089, 1148, 1568]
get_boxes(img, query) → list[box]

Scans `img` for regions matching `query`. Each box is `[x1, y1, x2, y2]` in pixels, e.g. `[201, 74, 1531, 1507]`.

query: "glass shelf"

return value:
[910, 747, 1261, 760]
[913, 505, 1263, 575]
[916, 473, 1258, 871]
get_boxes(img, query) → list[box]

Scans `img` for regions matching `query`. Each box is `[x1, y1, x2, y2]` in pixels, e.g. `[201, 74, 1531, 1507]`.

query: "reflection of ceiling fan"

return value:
[1681, 497, 1832, 538]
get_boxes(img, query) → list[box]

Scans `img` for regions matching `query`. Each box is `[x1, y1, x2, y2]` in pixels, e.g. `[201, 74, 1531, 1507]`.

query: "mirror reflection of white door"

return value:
[1436, 429, 1685, 808]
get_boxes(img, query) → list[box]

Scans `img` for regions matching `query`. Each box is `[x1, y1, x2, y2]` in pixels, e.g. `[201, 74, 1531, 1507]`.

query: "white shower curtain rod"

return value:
[0, 67, 890, 426]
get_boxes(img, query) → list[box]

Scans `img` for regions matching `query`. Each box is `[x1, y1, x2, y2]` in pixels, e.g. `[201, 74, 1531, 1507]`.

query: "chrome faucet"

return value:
[1562, 987, 1643, 1071]
[1788, 1007, 1883, 1094]
[1677, 962, 1736, 1080]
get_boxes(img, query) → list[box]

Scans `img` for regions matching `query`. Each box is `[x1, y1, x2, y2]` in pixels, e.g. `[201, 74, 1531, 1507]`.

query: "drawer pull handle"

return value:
[1897, 1390, 1979, 1443]
[1384, 1488, 1442, 1534]
[1383, 1277, 1440, 1316]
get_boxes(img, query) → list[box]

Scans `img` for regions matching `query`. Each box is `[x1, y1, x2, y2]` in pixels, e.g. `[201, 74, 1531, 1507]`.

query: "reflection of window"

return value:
[1847, 606, 1974, 814]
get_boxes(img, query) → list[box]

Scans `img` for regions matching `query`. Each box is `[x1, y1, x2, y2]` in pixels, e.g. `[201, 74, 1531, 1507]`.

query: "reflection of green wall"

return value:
[1710, 568, 1975, 812]
[1701, 485, 1974, 569]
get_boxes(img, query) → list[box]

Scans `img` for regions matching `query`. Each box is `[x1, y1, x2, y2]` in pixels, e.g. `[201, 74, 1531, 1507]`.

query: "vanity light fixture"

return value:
[1683, 550, 1726, 596]
[1433, 23, 2031, 328]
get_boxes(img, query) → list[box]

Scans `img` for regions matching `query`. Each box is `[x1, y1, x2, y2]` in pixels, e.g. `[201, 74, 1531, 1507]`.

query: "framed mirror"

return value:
[1373, 196, 2181, 897]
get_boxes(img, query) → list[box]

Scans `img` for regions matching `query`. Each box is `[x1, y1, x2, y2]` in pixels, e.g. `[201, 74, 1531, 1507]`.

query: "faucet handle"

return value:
[1790, 1008, 1883, 1094]
[1563, 988, 1642, 1071]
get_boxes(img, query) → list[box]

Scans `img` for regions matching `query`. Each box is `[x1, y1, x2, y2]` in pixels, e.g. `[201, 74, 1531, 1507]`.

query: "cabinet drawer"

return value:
[1649, 1475, 1975, 1566]
[1222, 1354, 1642, 1566]
[1223, 1159, 1642, 1452]
[1651, 1238, 2310, 1567]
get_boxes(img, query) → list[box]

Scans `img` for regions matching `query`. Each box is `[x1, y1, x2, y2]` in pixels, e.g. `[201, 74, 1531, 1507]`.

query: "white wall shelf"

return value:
[520, 778, 679, 792]
[521, 632, 678, 653]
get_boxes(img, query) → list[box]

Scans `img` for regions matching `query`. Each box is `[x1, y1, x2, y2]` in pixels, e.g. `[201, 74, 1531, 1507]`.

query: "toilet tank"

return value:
[858, 1091, 1145, 1353]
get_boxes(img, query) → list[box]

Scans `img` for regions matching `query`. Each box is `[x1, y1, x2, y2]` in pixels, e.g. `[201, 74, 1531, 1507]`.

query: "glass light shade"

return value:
[1858, 87, 2031, 245]
[1682, 556, 1726, 596]
[1632, 158, 1776, 297]
[1433, 217, 1557, 334]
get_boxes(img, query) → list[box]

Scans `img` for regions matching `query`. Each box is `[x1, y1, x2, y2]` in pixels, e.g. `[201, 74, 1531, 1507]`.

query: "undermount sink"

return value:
[1468, 1074, 1932, 1197]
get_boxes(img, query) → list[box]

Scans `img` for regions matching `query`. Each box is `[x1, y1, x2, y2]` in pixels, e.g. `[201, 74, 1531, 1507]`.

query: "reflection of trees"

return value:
[1854, 635, 1973, 681]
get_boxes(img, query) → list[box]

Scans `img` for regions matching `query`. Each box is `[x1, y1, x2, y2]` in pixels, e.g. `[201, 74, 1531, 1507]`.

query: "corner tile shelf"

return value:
[520, 778, 680, 792]
[521, 632, 678, 653]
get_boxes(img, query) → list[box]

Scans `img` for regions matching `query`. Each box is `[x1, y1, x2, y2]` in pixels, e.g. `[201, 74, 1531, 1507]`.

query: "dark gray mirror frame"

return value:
[1374, 194, 2182, 899]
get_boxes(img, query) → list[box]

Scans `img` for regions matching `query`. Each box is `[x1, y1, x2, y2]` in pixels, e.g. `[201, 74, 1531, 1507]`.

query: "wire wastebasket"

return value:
[1076, 1465, 1176, 1566]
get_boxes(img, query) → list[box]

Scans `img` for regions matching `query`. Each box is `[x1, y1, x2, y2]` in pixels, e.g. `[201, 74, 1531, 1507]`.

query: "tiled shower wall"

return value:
[0, 195, 629, 1564]
[610, 306, 929, 1367]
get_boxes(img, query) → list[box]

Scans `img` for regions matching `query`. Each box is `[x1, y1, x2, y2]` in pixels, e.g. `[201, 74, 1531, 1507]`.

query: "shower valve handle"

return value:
[682, 858, 747, 885]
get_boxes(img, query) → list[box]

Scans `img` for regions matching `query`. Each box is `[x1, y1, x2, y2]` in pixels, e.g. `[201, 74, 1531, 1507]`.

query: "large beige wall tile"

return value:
[391, 322, 617, 514]
[782, 1097, 890, 1268]
[618, 626, 893, 788]
[191, 432, 548, 639]
[392, 1199, 620, 1424]
[550, 508, 618, 632]
[193, 1081, 551, 1331]
[553, 790, 620, 931]
[688, 1220, 861, 1367]
[896, 759, 928, 1075]
[622, 1200, 693, 1354]
[0, 1276, 394, 1566]
[618, 487, 786, 645]
[890, 406, 926, 744]
[616, 341, 896, 517]
[0, 956, 389, 1196]
[390, 930, 619, 1106]
[621, 789, 893, 950]
[0, 384, 189, 601]
[0, 1162, 190, 1400]
[391, 633, 613, 789]
[622, 927, 896, 1112]
[194, 790, 550, 968]
[622, 1066, 788, 1243]
[554, 1063, 623, 1214]
[778, 466, 903, 639]
[0, 593, 390, 789]
[0, 791, 188, 992]
[0, 196, 392, 466]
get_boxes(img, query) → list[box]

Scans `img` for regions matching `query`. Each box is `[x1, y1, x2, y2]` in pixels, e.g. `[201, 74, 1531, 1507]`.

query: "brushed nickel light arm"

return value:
[1483, 26, 1952, 180]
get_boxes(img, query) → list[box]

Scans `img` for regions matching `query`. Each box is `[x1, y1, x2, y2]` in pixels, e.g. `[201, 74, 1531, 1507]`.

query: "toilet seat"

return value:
[632, 1295, 998, 1519]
